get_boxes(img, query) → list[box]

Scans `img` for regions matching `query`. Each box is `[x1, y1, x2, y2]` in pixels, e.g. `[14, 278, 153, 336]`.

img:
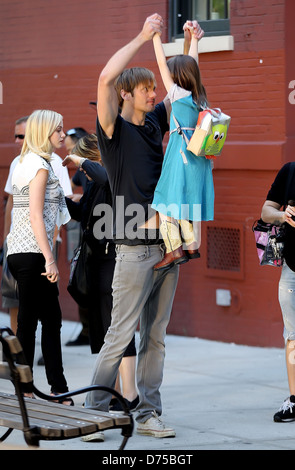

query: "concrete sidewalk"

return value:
[0, 311, 294, 451]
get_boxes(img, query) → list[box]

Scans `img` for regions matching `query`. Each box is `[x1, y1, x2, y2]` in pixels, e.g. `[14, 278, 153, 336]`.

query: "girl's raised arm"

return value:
[153, 33, 174, 94]
[183, 20, 204, 64]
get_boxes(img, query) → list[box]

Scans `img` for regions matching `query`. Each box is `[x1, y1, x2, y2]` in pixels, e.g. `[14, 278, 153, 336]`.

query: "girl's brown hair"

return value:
[167, 55, 207, 107]
[71, 133, 101, 164]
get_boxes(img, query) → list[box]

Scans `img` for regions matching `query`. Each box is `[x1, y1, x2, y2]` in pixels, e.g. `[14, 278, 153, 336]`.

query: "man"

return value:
[2, 116, 29, 333]
[3, 117, 28, 243]
[84, 13, 181, 438]
[2, 115, 72, 333]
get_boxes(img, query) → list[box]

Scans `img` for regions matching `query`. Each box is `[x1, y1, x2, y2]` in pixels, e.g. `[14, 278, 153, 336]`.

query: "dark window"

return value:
[169, 0, 230, 40]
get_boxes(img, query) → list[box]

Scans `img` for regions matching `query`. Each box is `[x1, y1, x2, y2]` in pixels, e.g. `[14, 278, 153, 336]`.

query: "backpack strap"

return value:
[170, 114, 195, 164]
[170, 114, 194, 145]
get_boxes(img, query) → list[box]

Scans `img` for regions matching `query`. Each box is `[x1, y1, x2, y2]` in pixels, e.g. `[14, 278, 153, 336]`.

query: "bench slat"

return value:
[0, 403, 96, 437]
[0, 393, 130, 439]
[0, 393, 130, 426]
[5, 336, 22, 354]
[0, 410, 79, 438]
[0, 364, 11, 380]
[0, 363, 33, 383]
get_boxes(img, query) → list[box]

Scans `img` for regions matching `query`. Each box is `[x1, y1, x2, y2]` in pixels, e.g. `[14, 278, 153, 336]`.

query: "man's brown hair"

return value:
[115, 67, 156, 108]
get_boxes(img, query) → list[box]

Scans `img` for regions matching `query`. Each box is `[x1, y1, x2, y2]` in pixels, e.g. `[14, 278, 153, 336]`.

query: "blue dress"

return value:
[152, 84, 214, 221]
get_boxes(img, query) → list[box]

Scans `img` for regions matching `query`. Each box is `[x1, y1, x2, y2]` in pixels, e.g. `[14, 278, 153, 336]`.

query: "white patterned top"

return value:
[7, 151, 70, 255]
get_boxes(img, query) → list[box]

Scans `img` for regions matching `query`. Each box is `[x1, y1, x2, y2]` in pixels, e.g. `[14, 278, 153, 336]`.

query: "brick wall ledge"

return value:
[163, 35, 234, 57]
[213, 140, 286, 170]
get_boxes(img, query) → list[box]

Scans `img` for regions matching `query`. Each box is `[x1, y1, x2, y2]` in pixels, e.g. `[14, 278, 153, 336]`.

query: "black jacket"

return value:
[66, 160, 114, 254]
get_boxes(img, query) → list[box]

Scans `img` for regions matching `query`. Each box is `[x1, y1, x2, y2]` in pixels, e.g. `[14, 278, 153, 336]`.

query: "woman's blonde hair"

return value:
[71, 133, 101, 164]
[20, 109, 63, 161]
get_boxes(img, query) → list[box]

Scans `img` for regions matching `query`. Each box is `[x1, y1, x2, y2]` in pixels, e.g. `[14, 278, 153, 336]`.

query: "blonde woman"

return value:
[7, 110, 73, 404]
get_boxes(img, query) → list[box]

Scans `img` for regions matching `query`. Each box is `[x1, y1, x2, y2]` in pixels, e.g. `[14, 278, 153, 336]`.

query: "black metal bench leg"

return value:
[119, 421, 134, 450]
[24, 426, 41, 447]
[119, 436, 129, 451]
[0, 428, 13, 442]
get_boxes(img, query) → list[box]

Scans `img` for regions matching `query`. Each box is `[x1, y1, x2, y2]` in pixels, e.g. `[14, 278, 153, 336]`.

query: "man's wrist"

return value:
[137, 31, 150, 45]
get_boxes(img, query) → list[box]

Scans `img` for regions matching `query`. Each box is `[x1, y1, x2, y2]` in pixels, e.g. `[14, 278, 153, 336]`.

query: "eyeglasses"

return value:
[15, 134, 25, 140]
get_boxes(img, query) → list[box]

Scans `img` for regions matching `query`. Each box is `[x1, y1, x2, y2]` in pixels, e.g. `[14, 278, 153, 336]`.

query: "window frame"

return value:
[169, 0, 230, 41]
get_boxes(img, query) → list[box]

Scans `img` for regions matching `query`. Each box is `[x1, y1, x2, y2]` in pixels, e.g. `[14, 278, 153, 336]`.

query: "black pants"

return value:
[8, 253, 68, 393]
[88, 243, 136, 357]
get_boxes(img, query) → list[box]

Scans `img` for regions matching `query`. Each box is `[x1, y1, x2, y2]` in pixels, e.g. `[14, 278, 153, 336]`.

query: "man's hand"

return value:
[141, 13, 164, 41]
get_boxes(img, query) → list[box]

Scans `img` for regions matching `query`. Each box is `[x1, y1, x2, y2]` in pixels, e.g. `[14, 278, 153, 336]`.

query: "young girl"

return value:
[151, 21, 214, 271]
[7, 110, 73, 404]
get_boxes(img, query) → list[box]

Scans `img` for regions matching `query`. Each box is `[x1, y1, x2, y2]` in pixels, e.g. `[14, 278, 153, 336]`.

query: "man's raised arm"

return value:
[97, 13, 163, 138]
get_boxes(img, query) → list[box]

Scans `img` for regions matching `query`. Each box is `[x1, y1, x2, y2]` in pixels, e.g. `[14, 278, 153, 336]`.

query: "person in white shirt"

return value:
[7, 109, 72, 403]
[2, 116, 72, 333]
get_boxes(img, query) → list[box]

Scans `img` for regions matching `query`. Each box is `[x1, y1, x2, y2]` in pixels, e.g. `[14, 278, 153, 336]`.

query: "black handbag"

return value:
[1, 240, 18, 300]
[67, 195, 97, 308]
[67, 235, 92, 307]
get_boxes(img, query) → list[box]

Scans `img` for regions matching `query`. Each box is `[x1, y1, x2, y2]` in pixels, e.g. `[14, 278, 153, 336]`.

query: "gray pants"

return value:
[85, 243, 179, 422]
[279, 262, 295, 343]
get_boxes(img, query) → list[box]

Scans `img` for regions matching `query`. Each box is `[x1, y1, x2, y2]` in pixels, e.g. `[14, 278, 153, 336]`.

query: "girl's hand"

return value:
[183, 21, 193, 42]
[183, 20, 204, 41]
[42, 260, 59, 283]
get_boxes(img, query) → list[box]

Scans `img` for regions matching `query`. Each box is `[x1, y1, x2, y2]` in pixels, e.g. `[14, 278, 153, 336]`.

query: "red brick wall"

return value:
[0, 0, 292, 346]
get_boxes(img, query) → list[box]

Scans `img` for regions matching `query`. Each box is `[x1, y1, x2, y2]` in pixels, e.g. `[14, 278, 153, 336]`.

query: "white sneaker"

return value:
[81, 432, 105, 442]
[137, 411, 176, 438]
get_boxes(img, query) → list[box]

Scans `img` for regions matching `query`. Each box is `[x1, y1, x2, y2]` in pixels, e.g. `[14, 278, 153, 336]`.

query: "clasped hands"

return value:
[144, 13, 204, 41]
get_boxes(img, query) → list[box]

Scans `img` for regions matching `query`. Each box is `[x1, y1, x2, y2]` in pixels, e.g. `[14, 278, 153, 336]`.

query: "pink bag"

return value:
[252, 219, 285, 267]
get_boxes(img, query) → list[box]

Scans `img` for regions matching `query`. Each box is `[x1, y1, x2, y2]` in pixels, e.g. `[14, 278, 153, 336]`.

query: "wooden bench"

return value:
[0, 327, 133, 449]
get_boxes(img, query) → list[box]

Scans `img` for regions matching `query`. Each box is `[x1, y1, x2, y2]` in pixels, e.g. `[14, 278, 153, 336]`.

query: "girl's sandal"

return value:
[50, 392, 74, 406]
